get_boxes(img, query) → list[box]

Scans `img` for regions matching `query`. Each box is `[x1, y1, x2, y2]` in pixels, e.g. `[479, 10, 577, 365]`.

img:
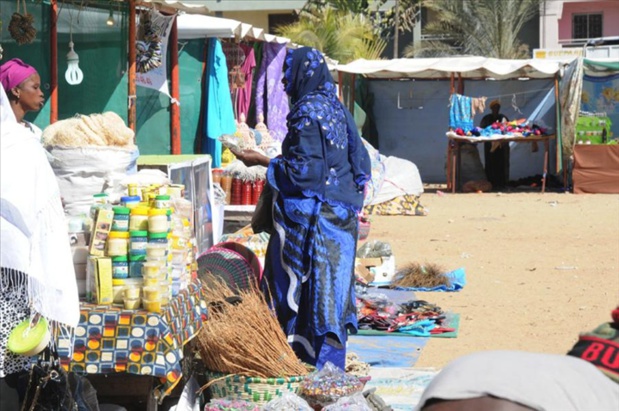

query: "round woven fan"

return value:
[215, 241, 263, 284]
[197, 247, 255, 293]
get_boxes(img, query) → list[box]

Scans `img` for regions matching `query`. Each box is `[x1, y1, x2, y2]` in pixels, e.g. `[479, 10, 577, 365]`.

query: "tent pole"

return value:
[128, 0, 137, 132]
[351, 73, 356, 116]
[170, 16, 181, 155]
[457, 72, 464, 94]
[50, 0, 58, 124]
[450, 72, 455, 94]
[338, 71, 344, 102]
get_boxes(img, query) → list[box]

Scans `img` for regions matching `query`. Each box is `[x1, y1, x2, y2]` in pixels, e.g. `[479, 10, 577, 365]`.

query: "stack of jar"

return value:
[97, 183, 195, 313]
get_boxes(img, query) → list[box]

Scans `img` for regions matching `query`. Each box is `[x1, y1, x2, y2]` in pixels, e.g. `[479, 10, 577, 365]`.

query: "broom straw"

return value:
[196, 274, 308, 378]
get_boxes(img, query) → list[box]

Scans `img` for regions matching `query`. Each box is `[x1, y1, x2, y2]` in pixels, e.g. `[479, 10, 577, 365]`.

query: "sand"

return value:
[366, 191, 619, 368]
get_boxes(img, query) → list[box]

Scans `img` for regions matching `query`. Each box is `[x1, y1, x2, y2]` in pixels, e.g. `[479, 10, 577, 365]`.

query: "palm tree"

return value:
[275, 6, 386, 63]
[404, 0, 541, 59]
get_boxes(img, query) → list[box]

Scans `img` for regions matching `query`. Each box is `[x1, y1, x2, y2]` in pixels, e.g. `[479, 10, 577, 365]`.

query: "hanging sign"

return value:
[136, 10, 175, 97]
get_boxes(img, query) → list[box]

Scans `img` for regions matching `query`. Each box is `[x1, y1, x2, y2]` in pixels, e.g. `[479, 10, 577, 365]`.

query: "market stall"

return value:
[336, 57, 564, 189]
[572, 58, 619, 194]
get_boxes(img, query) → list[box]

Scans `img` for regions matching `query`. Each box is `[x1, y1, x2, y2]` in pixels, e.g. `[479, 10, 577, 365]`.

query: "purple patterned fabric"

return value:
[254, 43, 289, 142]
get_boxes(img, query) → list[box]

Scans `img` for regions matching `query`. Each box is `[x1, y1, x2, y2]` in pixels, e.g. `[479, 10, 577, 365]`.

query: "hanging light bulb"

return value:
[65, 41, 84, 85]
[106, 8, 114, 26]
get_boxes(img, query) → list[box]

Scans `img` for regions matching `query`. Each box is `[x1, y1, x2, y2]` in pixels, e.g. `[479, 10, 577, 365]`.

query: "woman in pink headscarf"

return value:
[0, 58, 45, 140]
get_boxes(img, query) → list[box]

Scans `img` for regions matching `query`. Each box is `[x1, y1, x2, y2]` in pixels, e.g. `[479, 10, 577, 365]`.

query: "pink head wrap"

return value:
[0, 58, 38, 93]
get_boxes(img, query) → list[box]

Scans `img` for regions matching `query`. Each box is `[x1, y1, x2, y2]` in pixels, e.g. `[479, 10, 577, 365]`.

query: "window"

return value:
[573, 13, 603, 40]
[268, 13, 298, 35]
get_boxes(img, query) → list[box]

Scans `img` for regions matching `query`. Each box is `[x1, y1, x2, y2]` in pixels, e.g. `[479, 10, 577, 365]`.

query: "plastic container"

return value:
[124, 285, 141, 299]
[146, 242, 167, 259]
[120, 195, 141, 209]
[142, 286, 160, 301]
[148, 209, 169, 233]
[154, 195, 171, 209]
[143, 299, 161, 313]
[107, 231, 130, 256]
[129, 230, 148, 255]
[127, 183, 139, 197]
[123, 297, 141, 310]
[112, 284, 125, 304]
[129, 255, 146, 278]
[129, 207, 150, 232]
[143, 277, 159, 287]
[112, 206, 131, 232]
[89, 193, 111, 220]
[112, 255, 129, 279]
[142, 261, 163, 278]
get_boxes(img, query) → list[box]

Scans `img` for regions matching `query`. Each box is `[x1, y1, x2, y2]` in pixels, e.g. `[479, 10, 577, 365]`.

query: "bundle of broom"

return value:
[196, 274, 308, 379]
[390, 262, 451, 289]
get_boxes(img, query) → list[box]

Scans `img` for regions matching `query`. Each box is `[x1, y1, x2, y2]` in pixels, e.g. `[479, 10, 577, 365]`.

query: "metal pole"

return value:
[393, 0, 400, 59]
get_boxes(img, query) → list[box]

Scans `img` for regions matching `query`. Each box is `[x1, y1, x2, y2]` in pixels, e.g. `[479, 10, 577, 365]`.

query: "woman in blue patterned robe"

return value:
[232, 47, 371, 369]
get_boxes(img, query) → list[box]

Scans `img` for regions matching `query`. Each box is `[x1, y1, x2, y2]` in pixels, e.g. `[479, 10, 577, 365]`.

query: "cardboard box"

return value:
[89, 209, 114, 257]
[88, 257, 113, 304]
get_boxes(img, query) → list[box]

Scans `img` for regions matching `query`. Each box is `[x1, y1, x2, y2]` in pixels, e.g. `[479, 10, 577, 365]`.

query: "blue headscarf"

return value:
[268, 47, 370, 209]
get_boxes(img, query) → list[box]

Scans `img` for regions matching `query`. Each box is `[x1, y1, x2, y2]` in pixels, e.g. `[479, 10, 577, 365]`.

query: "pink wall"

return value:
[558, 1, 619, 41]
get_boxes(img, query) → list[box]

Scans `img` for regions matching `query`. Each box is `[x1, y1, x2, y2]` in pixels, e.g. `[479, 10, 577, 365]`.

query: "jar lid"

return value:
[149, 232, 168, 239]
[112, 255, 128, 262]
[129, 230, 148, 237]
[113, 206, 131, 214]
[131, 206, 150, 215]
[93, 193, 108, 198]
[129, 254, 147, 262]
[149, 208, 167, 216]
[108, 231, 130, 239]
[121, 196, 141, 202]
[155, 195, 171, 200]
[112, 279, 126, 286]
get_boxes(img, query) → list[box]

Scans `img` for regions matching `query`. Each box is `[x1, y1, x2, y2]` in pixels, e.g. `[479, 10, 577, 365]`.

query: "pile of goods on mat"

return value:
[451, 118, 548, 138]
[197, 276, 378, 410]
[357, 295, 454, 336]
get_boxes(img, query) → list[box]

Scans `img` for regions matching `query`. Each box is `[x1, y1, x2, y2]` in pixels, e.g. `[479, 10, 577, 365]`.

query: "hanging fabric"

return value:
[236, 43, 256, 121]
[449, 93, 474, 131]
[254, 43, 289, 142]
[202, 38, 236, 168]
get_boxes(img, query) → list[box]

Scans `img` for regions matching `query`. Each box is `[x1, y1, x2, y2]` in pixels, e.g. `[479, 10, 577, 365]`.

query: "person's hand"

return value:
[231, 149, 270, 168]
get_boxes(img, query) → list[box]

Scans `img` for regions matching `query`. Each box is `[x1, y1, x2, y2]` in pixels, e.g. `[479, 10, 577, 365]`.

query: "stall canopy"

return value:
[177, 14, 250, 39]
[141, 0, 211, 15]
[337, 57, 561, 80]
[336, 56, 565, 183]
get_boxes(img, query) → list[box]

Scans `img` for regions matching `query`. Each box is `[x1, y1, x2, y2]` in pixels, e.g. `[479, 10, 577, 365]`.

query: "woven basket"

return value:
[206, 370, 307, 405]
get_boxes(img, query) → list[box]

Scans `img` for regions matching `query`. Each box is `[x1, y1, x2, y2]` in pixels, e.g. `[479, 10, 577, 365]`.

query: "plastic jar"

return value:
[146, 241, 167, 260]
[112, 279, 126, 304]
[120, 195, 141, 209]
[107, 231, 129, 256]
[129, 254, 146, 278]
[148, 209, 169, 233]
[129, 230, 148, 255]
[142, 286, 160, 301]
[123, 297, 141, 310]
[142, 261, 163, 279]
[124, 285, 141, 299]
[154, 195, 171, 209]
[112, 255, 129, 279]
[89, 193, 110, 220]
[142, 299, 161, 313]
[112, 207, 131, 232]
[127, 183, 139, 197]
[129, 207, 150, 231]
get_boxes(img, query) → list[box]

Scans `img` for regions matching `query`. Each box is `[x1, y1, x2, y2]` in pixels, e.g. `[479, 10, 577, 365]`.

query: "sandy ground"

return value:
[366, 190, 619, 368]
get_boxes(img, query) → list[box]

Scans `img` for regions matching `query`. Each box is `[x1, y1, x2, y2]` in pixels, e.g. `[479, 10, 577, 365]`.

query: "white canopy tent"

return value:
[336, 57, 565, 184]
[336, 57, 562, 80]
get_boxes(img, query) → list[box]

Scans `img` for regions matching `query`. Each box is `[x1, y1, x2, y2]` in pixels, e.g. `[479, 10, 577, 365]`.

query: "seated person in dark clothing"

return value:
[481, 100, 509, 190]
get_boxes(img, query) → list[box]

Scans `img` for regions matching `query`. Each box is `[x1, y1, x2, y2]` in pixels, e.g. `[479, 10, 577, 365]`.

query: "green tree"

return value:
[404, 0, 540, 58]
[275, 6, 386, 63]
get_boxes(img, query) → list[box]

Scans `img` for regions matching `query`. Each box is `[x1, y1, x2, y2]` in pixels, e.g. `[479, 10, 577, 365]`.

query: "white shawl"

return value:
[1, 87, 79, 328]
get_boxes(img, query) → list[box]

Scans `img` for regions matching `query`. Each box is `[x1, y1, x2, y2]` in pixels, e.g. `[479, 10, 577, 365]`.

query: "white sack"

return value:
[370, 155, 424, 205]
[48, 145, 139, 216]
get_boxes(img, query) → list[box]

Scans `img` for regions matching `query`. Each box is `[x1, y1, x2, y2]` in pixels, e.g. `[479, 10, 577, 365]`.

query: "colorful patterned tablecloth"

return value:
[57, 279, 208, 400]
